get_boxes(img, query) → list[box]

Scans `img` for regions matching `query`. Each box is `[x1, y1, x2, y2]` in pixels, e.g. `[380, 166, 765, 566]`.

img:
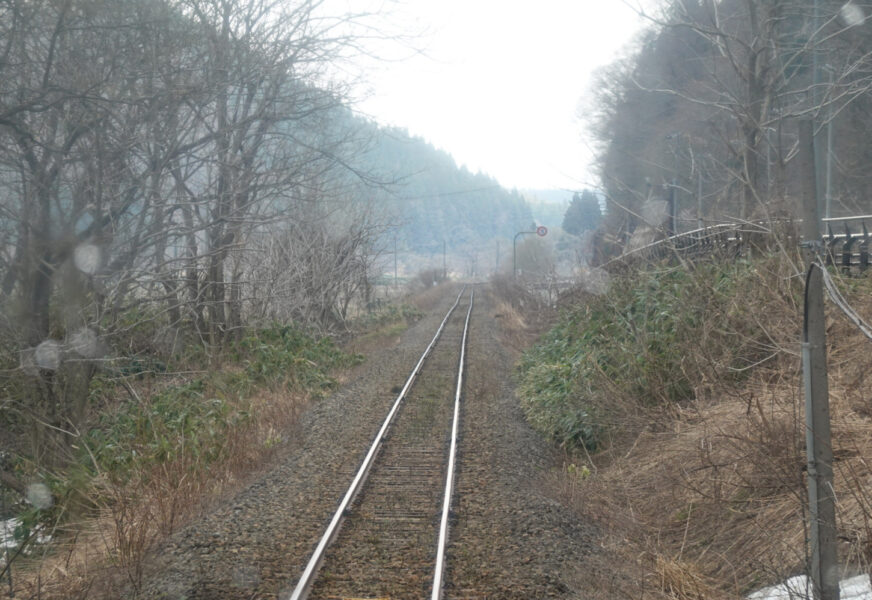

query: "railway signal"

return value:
[514, 226, 548, 279]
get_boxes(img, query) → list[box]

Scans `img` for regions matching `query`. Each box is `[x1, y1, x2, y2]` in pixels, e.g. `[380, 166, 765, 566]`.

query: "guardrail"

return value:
[822, 215, 872, 272]
[603, 223, 755, 270]
[604, 216, 872, 273]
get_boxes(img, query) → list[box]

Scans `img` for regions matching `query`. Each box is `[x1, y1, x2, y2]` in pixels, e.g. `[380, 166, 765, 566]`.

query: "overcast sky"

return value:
[350, 1, 648, 193]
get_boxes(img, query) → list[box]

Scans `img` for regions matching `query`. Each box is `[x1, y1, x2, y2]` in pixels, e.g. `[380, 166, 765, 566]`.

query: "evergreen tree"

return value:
[562, 190, 602, 235]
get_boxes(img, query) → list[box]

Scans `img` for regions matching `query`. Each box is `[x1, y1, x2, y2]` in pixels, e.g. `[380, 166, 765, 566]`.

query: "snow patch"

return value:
[748, 574, 871, 600]
[1, 516, 52, 569]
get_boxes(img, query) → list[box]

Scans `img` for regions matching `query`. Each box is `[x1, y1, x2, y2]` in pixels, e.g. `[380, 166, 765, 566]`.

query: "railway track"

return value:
[288, 287, 475, 600]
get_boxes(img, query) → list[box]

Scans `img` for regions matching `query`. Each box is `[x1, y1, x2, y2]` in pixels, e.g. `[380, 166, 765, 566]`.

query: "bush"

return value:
[416, 268, 447, 288]
[81, 325, 361, 487]
[83, 379, 238, 484]
[232, 325, 362, 396]
[517, 259, 782, 450]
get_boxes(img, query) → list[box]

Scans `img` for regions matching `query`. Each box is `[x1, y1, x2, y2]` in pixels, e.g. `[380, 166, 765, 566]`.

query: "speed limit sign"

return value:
[536, 225, 548, 237]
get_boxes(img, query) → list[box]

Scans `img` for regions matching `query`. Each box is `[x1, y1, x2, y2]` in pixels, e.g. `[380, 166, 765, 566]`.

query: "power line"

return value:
[396, 184, 506, 201]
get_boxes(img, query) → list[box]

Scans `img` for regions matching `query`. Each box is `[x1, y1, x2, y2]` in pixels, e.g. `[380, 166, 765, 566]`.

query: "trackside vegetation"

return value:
[517, 259, 785, 451]
[0, 321, 367, 591]
[513, 245, 872, 596]
[82, 326, 360, 485]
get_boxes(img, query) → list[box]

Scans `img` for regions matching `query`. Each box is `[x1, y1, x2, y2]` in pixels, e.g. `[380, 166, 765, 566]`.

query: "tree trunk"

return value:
[227, 257, 243, 342]
[207, 252, 226, 346]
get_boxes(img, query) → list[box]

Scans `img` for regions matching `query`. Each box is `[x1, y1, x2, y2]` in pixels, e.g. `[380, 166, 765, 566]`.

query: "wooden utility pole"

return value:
[799, 119, 839, 600]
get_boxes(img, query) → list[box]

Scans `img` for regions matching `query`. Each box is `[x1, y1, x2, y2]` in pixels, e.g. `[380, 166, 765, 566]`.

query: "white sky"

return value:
[350, 1, 648, 192]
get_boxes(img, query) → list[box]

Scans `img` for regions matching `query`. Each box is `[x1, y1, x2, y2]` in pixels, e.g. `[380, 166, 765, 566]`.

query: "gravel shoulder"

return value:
[443, 286, 594, 599]
[130, 284, 594, 599]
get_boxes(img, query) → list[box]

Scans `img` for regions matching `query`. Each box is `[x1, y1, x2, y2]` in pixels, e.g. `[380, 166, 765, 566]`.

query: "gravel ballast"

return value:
[130, 284, 594, 599]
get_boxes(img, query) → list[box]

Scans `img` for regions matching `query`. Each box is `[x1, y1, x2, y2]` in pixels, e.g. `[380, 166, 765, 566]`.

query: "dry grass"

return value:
[492, 298, 530, 351]
[4, 386, 309, 599]
[5, 299, 424, 598]
[408, 281, 457, 313]
[545, 262, 872, 598]
[488, 274, 554, 353]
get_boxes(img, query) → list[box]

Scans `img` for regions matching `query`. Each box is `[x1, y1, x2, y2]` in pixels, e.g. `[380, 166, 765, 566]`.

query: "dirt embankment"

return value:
[111, 284, 595, 599]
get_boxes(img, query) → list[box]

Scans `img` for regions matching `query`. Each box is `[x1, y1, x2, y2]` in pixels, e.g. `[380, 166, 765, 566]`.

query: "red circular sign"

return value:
[536, 225, 548, 237]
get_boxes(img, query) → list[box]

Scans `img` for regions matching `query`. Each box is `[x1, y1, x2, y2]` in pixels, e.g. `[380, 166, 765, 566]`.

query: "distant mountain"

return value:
[522, 190, 572, 231]
[522, 189, 574, 205]
[358, 126, 534, 255]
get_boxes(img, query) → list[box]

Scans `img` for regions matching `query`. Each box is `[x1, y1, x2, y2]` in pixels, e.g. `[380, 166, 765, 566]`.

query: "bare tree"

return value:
[0, 0, 202, 466]
[589, 0, 872, 257]
[0, 0, 395, 473]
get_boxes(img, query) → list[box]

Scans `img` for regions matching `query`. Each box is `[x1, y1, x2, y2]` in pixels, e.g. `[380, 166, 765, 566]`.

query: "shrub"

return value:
[232, 325, 362, 396]
[517, 259, 782, 450]
[78, 325, 360, 491]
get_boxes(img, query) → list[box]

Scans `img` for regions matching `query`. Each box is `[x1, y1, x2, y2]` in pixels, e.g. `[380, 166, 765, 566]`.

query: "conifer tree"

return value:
[562, 190, 602, 235]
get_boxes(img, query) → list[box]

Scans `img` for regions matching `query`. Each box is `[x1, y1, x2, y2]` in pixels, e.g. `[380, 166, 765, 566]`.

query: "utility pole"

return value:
[812, 0, 826, 226]
[825, 65, 834, 220]
[666, 132, 680, 235]
[442, 240, 446, 281]
[799, 119, 839, 600]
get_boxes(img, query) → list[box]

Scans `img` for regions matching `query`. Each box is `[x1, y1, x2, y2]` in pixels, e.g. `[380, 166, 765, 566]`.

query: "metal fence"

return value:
[604, 216, 872, 274]
[822, 215, 872, 272]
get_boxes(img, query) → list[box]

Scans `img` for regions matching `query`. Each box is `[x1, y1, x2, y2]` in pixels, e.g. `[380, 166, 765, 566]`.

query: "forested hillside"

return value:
[523, 190, 571, 231]
[509, 1, 872, 596]
[357, 125, 533, 257]
[588, 0, 872, 255]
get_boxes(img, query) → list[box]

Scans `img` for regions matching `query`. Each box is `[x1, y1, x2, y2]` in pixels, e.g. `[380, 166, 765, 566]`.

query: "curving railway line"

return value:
[288, 287, 475, 600]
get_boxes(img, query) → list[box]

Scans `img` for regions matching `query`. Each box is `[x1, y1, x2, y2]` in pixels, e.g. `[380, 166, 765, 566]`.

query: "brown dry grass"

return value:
[492, 298, 529, 351]
[5, 292, 435, 598]
[544, 263, 872, 599]
[5, 386, 309, 599]
[408, 281, 458, 313]
[488, 274, 554, 354]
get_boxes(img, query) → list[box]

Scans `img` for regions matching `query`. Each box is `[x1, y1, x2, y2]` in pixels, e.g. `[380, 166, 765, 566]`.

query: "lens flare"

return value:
[70, 328, 100, 358]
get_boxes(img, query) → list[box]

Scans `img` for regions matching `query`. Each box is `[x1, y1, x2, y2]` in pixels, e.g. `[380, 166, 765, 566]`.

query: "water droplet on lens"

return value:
[25, 483, 53, 510]
[70, 328, 99, 358]
[73, 244, 100, 275]
[580, 267, 610, 296]
[231, 564, 260, 589]
[34, 340, 61, 370]
[841, 2, 865, 27]
[645, 200, 669, 224]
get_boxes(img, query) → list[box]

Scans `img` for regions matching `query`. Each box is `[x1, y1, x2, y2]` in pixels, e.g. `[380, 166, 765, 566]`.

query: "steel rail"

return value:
[431, 288, 474, 600]
[287, 287, 468, 600]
